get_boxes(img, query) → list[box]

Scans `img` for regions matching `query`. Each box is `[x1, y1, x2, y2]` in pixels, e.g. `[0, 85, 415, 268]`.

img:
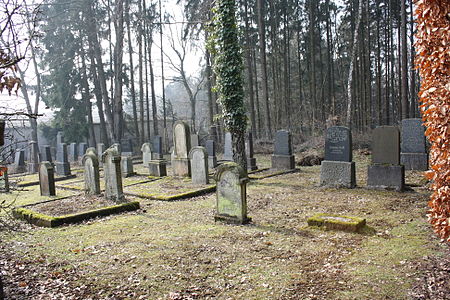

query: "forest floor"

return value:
[1, 152, 449, 300]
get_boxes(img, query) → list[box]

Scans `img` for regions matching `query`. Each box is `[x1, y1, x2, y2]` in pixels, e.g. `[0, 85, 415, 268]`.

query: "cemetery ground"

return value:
[1, 153, 450, 299]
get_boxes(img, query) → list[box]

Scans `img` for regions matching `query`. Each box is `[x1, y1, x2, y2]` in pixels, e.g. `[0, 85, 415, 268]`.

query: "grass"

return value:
[0, 152, 445, 299]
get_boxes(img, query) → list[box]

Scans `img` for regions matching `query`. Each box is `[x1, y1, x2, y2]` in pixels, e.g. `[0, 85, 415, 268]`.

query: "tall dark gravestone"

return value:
[68, 142, 78, 162]
[367, 126, 405, 191]
[246, 132, 257, 171]
[39, 161, 56, 196]
[153, 136, 163, 159]
[271, 130, 295, 170]
[55, 143, 71, 176]
[400, 118, 428, 170]
[190, 134, 200, 147]
[320, 126, 355, 188]
[41, 145, 53, 163]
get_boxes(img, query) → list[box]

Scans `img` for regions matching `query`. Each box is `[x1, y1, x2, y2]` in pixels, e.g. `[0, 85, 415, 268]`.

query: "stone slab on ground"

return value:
[320, 161, 356, 188]
[367, 165, 405, 191]
[307, 213, 366, 232]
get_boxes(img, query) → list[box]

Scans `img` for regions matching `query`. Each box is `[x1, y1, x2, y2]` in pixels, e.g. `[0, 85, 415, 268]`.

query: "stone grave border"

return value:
[17, 174, 77, 188]
[125, 184, 216, 201]
[13, 197, 140, 228]
[248, 168, 299, 180]
[56, 176, 160, 192]
[307, 213, 366, 233]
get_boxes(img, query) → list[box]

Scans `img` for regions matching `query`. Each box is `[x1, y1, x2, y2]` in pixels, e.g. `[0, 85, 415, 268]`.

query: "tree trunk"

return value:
[401, 0, 409, 120]
[112, 0, 125, 142]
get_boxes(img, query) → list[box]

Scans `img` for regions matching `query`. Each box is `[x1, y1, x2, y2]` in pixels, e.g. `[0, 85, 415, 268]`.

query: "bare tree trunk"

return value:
[401, 0, 409, 120]
[138, 0, 145, 143]
[112, 0, 124, 142]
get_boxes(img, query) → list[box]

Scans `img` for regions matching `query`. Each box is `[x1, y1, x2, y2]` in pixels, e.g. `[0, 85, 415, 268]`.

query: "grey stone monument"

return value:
[121, 155, 136, 177]
[148, 136, 167, 177]
[102, 146, 124, 201]
[400, 118, 428, 170]
[97, 143, 105, 167]
[55, 143, 71, 176]
[0, 167, 9, 192]
[13, 150, 26, 173]
[367, 126, 405, 191]
[190, 134, 200, 147]
[56, 131, 64, 145]
[28, 141, 39, 173]
[171, 121, 191, 177]
[320, 126, 356, 188]
[82, 148, 101, 195]
[121, 139, 133, 156]
[41, 145, 53, 163]
[206, 139, 217, 169]
[141, 143, 152, 166]
[223, 132, 233, 161]
[271, 130, 295, 170]
[39, 161, 56, 196]
[152, 136, 164, 160]
[78, 143, 88, 157]
[246, 132, 257, 171]
[189, 147, 209, 185]
[214, 162, 250, 224]
[68, 142, 78, 163]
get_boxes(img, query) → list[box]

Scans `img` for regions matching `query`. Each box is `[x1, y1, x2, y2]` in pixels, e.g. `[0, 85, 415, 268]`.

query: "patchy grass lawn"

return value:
[0, 152, 448, 299]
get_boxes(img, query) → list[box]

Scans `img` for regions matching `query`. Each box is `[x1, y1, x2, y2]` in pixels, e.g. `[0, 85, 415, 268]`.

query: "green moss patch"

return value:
[307, 213, 366, 233]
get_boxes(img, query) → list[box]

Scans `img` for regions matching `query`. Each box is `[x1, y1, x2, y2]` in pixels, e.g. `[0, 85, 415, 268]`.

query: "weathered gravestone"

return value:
[97, 143, 105, 167]
[171, 121, 191, 176]
[78, 143, 88, 157]
[400, 118, 428, 170]
[0, 167, 9, 192]
[56, 131, 64, 145]
[121, 155, 136, 177]
[223, 132, 233, 161]
[39, 161, 56, 196]
[367, 126, 405, 191]
[55, 143, 71, 176]
[246, 132, 257, 171]
[82, 148, 100, 195]
[206, 139, 218, 169]
[141, 143, 152, 166]
[190, 134, 200, 147]
[68, 142, 78, 162]
[189, 147, 209, 185]
[13, 150, 26, 173]
[152, 136, 164, 160]
[271, 130, 295, 170]
[320, 126, 356, 188]
[102, 146, 124, 201]
[121, 139, 133, 156]
[40, 145, 53, 163]
[28, 141, 39, 173]
[214, 162, 250, 224]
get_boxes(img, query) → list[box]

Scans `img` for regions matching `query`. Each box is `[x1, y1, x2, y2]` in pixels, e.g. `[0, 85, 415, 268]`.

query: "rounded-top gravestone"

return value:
[189, 146, 209, 185]
[82, 148, 100, 195]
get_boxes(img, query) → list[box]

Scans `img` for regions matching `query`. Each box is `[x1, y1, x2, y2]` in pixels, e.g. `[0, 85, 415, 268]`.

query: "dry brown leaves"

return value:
[415, 0, 450, 242]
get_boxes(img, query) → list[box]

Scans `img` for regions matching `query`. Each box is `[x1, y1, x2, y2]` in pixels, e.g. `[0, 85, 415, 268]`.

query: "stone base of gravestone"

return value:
[320, 161, 356, 188]
[367, 165, 405, 191]
[148, 160, 167, 177]
[172, 158, 191, 177]
[208, 156, 218, 170]
[400, 153, 428, 171]
[247, 158, 258, 171]
[271, 154, 295, 170]
[55, 162, 71, 176]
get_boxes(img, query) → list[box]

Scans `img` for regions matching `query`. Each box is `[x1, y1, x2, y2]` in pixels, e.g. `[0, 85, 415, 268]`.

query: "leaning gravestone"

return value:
[13, 150, 26, 173]
[121, 155, 136, 177]
[367, 126, 405, 191]
[41, 145, 53, 163]
[400, 118, 428, 170]
[223, 132, 233, 161]
[28, 141, 39, 173]
[320, 126, 356, 188]
[68, 142, 78, 163]
[0, 166, 9, 192]
[82, 148, 100, 195]
[206, 139, 218, 169]
[271, 130, 295, 170]
[39, 161, 56, 196]
[171, 121, 191, 176]
[246, 132, 257, 171]
[189, 147, 209, 185]
[55, 143, 71, 176]
[214, 162, 250, 224]
[141, 143, 152, 166]
[102, 146, 124, 201]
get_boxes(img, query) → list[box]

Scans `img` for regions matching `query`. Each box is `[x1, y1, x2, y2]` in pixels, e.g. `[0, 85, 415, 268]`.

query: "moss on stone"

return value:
[307, 213, 366, 233]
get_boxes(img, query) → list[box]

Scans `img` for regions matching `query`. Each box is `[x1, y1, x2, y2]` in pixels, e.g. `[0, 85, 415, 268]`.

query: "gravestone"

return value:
[102, 146, 124, 201]
[13, 150, 26, 173]
[121, 139, 133, 156]
[141, 143, 152, 166]
[41, 145, 53, 163]
[50, 147, 57, 162]
[367, 126, 404, 191]
[206, 139, 217, 169]
[121, 155, 136, 177]
[246, 132, 257, 171]
[271, 130, 295, 170]
[400, 118, 428, 170]
[223, 132, 233, 161]
[28, 141, 39, 173]
[68, 142, 78, 163]
[55, 143, 71, 176]
[97, 143, 105, 167]
[39, 161, 56, 196]
[0, 167, 9, 192]
[189, 147, 209, 185]
[152, 136, 163, 159]
[171, 121, 191, 176]
[320, 126, 356, 188]
[190, 134, 200, 147]
[82, 148, 101, 195]
[78, 143, 88, 157]
[56, 131, 64, 145]
[214, 162, 250, 224]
